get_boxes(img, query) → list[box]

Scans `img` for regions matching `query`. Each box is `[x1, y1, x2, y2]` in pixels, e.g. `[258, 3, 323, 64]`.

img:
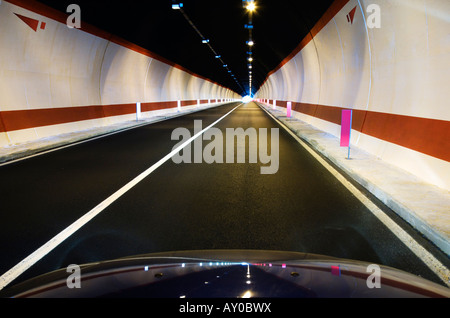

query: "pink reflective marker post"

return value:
[340, 109, 353, 159]
[331, 265, 341, 276]
[287, 102, 292, 118]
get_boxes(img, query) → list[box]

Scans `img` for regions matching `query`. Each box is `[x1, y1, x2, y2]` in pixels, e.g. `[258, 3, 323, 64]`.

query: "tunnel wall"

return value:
[255, 0, 450, 190]
[0, 0, 240, 147]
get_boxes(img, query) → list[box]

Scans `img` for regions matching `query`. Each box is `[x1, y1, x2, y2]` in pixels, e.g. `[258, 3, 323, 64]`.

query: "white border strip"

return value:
[0, 103, 242, 291]
[258, 103, 450, 287]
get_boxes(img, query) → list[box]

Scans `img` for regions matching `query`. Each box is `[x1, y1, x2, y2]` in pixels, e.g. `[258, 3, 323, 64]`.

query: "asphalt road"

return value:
[0, 102, 449, 289]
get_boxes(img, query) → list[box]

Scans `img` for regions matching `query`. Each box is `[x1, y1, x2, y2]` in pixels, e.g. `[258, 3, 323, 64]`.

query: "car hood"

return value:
[1, 250, 449, 298]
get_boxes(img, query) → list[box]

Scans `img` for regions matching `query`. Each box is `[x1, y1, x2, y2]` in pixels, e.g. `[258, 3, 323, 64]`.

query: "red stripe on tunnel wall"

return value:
[141, 101, 178, 112]
[362, 111, 450, 162]
[0, 101, 185, 133]
[0, 104, 134, 132]
[279, 102, 450, 162]
[181, 100, 198, 107]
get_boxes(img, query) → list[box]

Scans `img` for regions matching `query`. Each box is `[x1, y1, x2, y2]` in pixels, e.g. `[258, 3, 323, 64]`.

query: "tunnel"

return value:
[0, 0, 449, 300]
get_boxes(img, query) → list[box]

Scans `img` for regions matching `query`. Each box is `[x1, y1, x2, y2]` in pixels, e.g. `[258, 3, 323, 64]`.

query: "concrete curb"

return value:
[257, 102, 450, 257]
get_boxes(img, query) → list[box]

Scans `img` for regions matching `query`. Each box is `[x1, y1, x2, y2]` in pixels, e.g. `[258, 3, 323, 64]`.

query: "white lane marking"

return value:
[259, 103, 450, 287]
[0, 103, 242, 291]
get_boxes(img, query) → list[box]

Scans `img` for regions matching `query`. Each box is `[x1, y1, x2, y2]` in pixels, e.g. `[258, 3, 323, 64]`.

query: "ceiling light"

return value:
[172, 2, 183, 10]
[246, 40, 254, 46]
[246, 2, 256, 12]
[202, 39, 210, 44]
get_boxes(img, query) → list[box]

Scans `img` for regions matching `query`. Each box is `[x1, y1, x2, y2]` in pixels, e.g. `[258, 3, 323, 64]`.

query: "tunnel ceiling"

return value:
[36, 0, 334, 97]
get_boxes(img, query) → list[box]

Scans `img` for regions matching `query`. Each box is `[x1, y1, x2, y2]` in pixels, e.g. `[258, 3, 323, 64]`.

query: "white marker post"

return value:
[273, 99, 277, 110]
[136, 102, 141, 121]
[177, 100, 181, 112]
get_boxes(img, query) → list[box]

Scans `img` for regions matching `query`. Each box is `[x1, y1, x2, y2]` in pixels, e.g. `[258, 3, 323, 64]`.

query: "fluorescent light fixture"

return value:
[202, 39, 210, 43]
[172, 2, 183, 9]
[215, 55, 221, 58]
[246, 40, 254, 46]
[245, 24, 253, 29]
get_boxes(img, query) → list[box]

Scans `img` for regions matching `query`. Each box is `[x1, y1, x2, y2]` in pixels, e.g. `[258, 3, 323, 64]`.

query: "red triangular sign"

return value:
[14, 13, 39, 32]
[347, 6, 357, 24]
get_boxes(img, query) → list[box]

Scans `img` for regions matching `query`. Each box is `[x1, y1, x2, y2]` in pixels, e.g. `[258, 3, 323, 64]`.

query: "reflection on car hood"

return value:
[2, 250, 449, 298]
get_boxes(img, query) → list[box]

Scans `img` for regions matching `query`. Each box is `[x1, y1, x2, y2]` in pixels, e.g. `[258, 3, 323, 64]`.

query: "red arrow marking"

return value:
[346, 6, 357, 24]
[14, 13, 39, 32]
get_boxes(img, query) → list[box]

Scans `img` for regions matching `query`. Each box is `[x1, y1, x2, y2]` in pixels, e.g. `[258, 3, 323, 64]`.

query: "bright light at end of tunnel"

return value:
[242, 96, 253, 103]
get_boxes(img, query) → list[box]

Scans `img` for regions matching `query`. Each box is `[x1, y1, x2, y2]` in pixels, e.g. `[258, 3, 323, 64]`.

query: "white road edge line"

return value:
[258, 103, 450, 287]
[0, 103, 243, 291]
